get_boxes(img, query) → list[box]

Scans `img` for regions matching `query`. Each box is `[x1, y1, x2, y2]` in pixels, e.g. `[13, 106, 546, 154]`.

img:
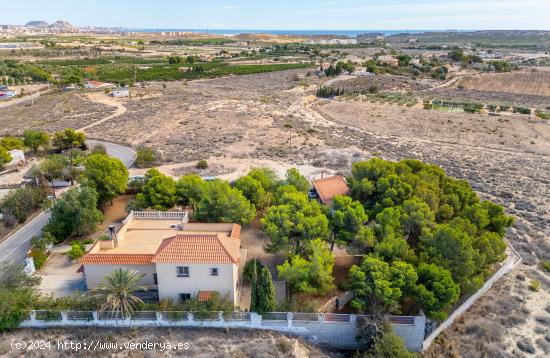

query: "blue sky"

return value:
[1, 0, 549, 30]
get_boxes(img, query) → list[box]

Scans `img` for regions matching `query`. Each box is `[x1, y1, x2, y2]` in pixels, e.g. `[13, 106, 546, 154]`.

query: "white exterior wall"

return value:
[84, 264, 157, 289]
[112, 89, 129, 97]
[7, 149, 25, 166]
[155, 263, 238, 306]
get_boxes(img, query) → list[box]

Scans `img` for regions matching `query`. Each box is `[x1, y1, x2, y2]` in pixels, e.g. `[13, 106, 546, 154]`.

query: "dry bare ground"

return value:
[0, 92, 116, 135]
[0, 328, 341, 357]
[458, 71, 550, 97]
[2, 69, 549, 355]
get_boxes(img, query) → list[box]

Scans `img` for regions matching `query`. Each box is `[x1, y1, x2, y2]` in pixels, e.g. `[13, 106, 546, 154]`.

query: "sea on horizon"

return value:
[122, 28, 465, 37]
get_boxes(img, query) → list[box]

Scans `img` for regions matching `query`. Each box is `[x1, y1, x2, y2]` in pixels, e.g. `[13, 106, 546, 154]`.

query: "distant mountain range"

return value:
[25, 20, 75, 29]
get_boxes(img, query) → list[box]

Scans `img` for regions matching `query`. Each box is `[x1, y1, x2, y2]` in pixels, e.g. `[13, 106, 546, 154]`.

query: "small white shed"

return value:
[111, 88, 130, 98]
[7, 149, 25, 166]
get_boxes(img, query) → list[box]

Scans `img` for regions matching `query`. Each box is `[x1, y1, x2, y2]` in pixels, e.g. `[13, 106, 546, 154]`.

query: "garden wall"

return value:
[19, 311, 427, 351]
[421, 238, 523, 351]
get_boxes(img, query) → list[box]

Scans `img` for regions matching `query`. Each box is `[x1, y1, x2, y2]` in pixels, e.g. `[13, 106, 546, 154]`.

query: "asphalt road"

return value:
[0, 140, 135, 264]
[87, 139, 136, 168]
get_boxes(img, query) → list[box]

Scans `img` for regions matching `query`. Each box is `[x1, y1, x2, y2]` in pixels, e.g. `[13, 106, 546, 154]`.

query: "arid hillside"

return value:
[0, 327, 341, 357]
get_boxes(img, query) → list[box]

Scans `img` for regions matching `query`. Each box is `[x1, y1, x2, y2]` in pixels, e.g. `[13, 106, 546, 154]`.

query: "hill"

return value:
[48, 20, 75, 30]
[25, 21, 49, 27]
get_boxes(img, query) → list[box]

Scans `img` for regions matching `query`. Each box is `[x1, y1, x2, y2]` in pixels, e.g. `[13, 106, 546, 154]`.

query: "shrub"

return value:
[0, 186, 48, 226]
[68, 242, 85, 260]
[29, 249, 48, 269]
[541, 261, 550, 273]
[135, 147, 158, 168]
[513, 106, 532, 115]
[529, 279, 541, 292]
[196, 159, 208, 169]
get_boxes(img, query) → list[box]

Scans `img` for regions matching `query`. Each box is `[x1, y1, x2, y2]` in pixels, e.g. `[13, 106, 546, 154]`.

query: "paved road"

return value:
[0, 140, 135, 264]
[87, 140, 136, 168]
[0, 212, 51, 263]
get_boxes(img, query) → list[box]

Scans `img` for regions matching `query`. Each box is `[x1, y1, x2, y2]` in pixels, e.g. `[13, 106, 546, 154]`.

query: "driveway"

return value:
[38, 253, 86, 297]
[239, 226, 287, 309]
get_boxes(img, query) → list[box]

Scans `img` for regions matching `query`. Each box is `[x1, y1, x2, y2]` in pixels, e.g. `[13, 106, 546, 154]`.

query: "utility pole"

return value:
[284, 123, 293, 154]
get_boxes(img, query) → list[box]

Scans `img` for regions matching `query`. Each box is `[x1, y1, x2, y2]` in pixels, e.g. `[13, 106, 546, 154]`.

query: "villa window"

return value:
[210, 268, 219, 276]
[179, 293, 191, 302]
[176, 266, 189, 277]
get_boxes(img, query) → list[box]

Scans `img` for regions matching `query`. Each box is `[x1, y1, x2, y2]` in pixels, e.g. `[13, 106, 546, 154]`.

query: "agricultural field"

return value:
[457, 71, 550, 97]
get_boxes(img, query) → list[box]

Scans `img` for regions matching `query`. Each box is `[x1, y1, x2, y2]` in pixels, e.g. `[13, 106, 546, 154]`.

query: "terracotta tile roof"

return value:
[312, 175, 350, 205]
[80, 254, 155, 265]
[151, 234, 239, 264]
[198, 291, 216, 302]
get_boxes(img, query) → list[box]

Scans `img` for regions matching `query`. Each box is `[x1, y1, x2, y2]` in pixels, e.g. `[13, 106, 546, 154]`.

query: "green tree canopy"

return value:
[248, 167, 280, 192]
[420, 224, 482, 293]
[284, 168, 310, 193]
[0, 137, 24, 150]
[414, 262, 460, 320]
[82, 154, 129, 207]
[277, 238, 335, 294]
[349, 255, 417, 314]
[176, 174, 206, 207]
[0, 262, 40, 332]
[193, 180, 256, 224]
[262, 190, 330, 255]
[52, 128, 86, 151]
[330, 195, 368, 247]
[135, 169, 177, 210]
[234, 175, 271, 209]
[400, 197, 435, 244]
[91, 268, 145, 318]
[0, 147, 12, 170]
[23, 129, 50, 152]
[44, 186, 103, 243]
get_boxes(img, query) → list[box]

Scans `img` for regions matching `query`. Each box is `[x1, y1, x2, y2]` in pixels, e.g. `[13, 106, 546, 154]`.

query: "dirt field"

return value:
[0, 92, 116, 135]
[314, 98, 550, 154]
[457, 71, 550, 97]
[0, 327, 341, 357]
[327, 74, 435, 92]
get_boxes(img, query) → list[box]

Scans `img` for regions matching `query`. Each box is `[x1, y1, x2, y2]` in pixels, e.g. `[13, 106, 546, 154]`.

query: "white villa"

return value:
[80, 211, 242, 305]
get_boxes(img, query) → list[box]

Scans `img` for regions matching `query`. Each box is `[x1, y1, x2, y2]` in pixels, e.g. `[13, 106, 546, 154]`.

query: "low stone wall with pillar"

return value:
[19, 311, 427, 352]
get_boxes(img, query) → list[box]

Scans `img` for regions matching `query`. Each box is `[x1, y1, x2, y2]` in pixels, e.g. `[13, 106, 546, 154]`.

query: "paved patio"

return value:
[38, 252, 86, 297]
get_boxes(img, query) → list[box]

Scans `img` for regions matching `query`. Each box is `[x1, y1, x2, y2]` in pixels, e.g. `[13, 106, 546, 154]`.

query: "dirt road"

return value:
[77, 93, 127, 132]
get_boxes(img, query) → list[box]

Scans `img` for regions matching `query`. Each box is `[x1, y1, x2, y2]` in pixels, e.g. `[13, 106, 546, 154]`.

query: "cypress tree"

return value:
[250, 266, 276, 314]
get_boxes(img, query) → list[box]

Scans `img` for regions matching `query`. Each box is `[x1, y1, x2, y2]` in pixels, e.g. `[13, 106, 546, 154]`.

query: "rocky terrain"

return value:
[0, 327, 341, 357]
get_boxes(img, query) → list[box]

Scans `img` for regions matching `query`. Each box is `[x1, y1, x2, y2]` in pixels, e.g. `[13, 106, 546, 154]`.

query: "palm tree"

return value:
[91, 268, 146, 319]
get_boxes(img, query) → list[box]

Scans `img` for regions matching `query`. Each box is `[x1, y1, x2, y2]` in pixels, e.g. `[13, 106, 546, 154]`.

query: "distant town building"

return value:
[377, 55, 399, 67]
[111, 87, 130, 97]
[357, 33, 385, 44]
[0, 88, 16, 100]
[84, 81, 115, 89]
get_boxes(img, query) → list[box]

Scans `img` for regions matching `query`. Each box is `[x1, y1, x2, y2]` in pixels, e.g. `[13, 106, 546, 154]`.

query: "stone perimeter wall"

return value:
[20, 311, 426, 352]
